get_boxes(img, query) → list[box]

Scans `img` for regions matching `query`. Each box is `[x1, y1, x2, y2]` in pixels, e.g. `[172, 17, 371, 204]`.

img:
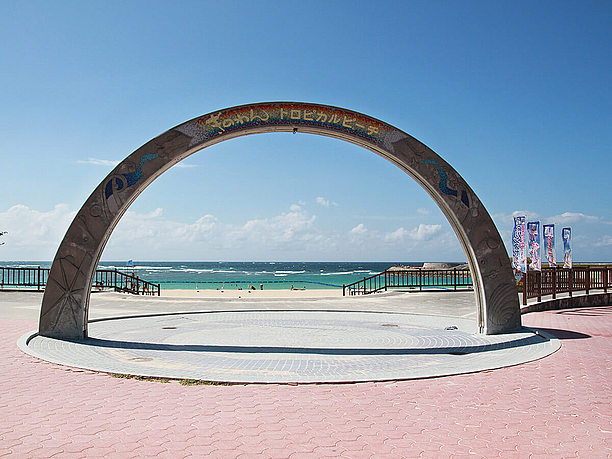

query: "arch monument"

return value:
[39, 102, 521, 340]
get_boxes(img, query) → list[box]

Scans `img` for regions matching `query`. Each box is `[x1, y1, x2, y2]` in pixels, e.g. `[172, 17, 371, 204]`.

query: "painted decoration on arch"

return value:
[562, 227, 572, 268]
[512, 216, 527, 274]
[527, 221, 541, 271]
[195, 104, 388, 144]
[543, 224, 556, 267]
[38, 101, 522, 340]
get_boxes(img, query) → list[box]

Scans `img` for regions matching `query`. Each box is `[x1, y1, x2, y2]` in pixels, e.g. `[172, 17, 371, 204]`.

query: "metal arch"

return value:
[39, 102, 521, 340]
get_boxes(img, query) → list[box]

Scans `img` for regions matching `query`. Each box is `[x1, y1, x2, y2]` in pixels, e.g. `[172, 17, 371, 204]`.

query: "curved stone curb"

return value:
[21, 310, 559, 384]
[522, 292, 611, 314]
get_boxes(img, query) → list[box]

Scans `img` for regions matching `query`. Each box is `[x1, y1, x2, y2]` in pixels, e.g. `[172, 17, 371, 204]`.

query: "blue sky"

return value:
[0, 0, 610, 262]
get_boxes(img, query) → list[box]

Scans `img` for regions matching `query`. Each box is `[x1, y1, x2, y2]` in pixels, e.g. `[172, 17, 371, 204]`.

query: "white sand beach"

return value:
[160, 288, 343, 299]
[0, 289, 478, 323]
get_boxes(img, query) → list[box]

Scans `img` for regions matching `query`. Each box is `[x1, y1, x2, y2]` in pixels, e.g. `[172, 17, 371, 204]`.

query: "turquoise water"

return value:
[108, 261, 417, 290]
[4, 261, 425, 290]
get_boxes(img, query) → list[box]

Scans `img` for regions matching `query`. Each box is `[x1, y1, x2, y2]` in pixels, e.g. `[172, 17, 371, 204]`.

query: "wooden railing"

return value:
[93, 269, 160, 296]
[0, 266, 49, 291]
[343, 269, 473, 296]
[0, 266, 160, 296]
[521, 265, 611, 305]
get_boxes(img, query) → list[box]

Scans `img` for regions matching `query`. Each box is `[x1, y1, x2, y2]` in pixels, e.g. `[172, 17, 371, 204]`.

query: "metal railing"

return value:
[1, 266, 160, 296]
[521, 265, 611, 305]
[343, 269, 473, 296]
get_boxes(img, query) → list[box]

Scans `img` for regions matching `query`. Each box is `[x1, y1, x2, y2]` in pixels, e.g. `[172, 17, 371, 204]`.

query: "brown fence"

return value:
[1, 266, 160, 296]
[0, 266, 49, 291]
[93, 269, 160, 296]
[521, 266, 611, 305]
[343, 269, 473, 296]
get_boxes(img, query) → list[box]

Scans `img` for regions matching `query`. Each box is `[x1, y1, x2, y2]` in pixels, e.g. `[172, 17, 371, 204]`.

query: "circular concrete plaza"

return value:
[20, 310, 560, 383]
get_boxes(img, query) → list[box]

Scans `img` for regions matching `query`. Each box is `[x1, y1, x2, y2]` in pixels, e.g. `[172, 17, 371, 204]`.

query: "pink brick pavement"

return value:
[1, 307, 610, 457]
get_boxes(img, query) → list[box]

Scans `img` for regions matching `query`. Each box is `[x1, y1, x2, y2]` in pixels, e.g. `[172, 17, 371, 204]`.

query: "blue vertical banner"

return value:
[562, 227, 572, 268]
[543, 224, 556, 267]
[527, 221, 541, 271]
[512, 216, 527, 274]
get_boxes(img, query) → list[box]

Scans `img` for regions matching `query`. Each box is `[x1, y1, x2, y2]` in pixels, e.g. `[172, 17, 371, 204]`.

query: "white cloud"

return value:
[6, 200, 611, 262]
[512, 210, 535, 217]
[236, 207, 317, 245]
[77, 158, 121, 167]
[345, 222, 448, 259]
[316, 197, 329, 207]
[385, 227, 408, 242]
[315, 197, 338, 207]
[411, 224, 442, 240]
[0, 202, 468, 261]
[409, 223, 442, 241]
[548, 212, 600, 224]
[511, 210, 540, 221]
[0, 204, 76, 258]
[349, 223, 367, 235]
[107, 204, 323, 258]
[384, 224, 441, 242]
[139, 208, 163, 219]
[493, 209, 608, 229]
[115, 211, 219, 247]
[595, 235, 612, 247]
[495, 210, 602, 226]
[417, 208, 431, 215]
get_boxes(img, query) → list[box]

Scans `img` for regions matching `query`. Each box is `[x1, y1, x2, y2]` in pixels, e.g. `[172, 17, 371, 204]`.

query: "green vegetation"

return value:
[109, 373, 171, 383]
[109, 373, 230, 385]
[179, 379, 230, 386]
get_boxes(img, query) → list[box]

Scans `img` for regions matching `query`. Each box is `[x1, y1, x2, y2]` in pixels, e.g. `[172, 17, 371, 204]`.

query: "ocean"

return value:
[3, 261, 422, 290]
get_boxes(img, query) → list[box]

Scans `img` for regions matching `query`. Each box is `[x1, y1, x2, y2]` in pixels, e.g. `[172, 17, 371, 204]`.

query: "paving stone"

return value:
[0, 299, 610, 457]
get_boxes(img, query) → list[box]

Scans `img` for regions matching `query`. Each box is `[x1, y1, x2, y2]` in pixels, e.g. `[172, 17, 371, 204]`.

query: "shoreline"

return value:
[159, 288, 343, 299]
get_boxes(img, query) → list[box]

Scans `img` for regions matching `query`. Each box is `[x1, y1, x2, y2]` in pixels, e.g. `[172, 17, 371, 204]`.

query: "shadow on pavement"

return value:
[556, 305, 612, 317]
[74, 332, 548, 356]
[533, 327, 591, 340]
